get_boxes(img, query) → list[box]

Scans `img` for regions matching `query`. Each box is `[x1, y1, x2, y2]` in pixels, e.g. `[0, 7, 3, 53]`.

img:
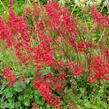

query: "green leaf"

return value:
[40, 98, 45, 106]
[1, 81, 8, 91]
[13, 81, 26, 92]
[18, 95, 23, 101]
[15, 102, 22, 109]
[3, 88, 14, 98]
[34, 95, 40, 102]
[46, 104, 51, 109]
[23, 99, 30, 107]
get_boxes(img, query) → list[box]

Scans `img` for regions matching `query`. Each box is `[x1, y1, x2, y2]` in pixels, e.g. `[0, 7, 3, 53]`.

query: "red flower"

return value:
[4, 67, 16, 87]
[91, 5, 109, 29]
[33, 38, 54, 68]
[46, 1, 61, 27]
[68, 38, 78, 51]
[102, 48, 109, 59]
[32, 79, 52, 100]
[46, 72, 66, 91]
[87, 73, 97, 83]
[68, 61, 83, 76]
[88, 56, 109, 82]
[32, 76, 61, 106]
[56, 85, 64, 91]
[46, 1, 78, 38]
[78, 41, 97, 53]
[0, 17, 15, 47]
[73, 63, 83, 76]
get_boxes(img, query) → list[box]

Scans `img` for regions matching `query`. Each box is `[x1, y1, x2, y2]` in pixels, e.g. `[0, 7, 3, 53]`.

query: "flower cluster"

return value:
[46, 71, 66, 91]
[33, 38, 54, 68]
[46, 1, 78, 51]
[4, 67, 16, 87]
[102, 48, 109, 59]
[68, 61, 83, 76]
[91, 5, 109, 29]
[32, 75, 61, 106]
[46, 1, 61, 27]
[0, 17, 15, 47]
[78, 41, 97, 54]
[0, 6, 32, 65]
[8, 7, 32, 64]
[88, 56, 109, 82]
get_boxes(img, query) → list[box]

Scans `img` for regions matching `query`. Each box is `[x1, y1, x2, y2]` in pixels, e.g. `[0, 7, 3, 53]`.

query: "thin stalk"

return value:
[0, 0, 7, 11]
[98, 29, 106, 43]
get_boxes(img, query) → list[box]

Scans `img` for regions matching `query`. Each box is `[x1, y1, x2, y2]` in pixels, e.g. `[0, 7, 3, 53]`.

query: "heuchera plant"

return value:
[1, 0, 109, 108]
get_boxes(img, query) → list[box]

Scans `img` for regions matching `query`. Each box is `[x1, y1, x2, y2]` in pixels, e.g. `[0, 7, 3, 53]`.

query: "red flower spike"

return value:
[102, 48, 109, 59]
[56, 85, 64, 91]
[78, 41, 97, 53]
[33, 38, 54, 68]
[32, 75, 62, 106]
[46, 2, 61, 27]
[88, 56, 109, 82]
[91, 5, 109, 29]
[68, 61, 83, 76]
[8, 81, 15, 87]
[0, 17, 15, 47]
[87, 73, 97, 83]
[72, 63, 83, 76]
[4, 67, 16, 87]
[46, 72, 66, 91]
